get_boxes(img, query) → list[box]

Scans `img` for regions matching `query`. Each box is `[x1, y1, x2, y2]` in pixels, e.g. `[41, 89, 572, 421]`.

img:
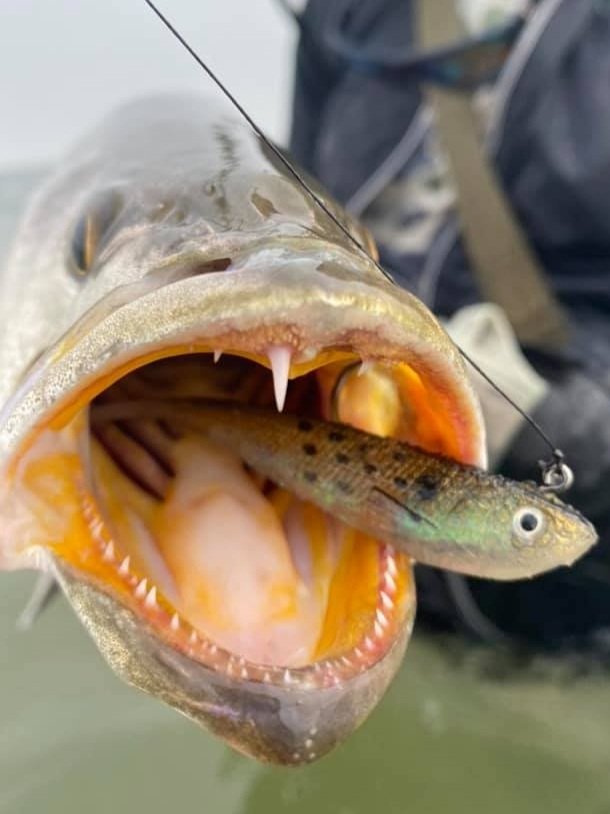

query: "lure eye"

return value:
[71, 189, 123, 275]
[512, 506, 546, 545]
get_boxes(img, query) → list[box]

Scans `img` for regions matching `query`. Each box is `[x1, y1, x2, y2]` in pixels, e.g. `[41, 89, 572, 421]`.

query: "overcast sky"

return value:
[1, 0, 295, 168]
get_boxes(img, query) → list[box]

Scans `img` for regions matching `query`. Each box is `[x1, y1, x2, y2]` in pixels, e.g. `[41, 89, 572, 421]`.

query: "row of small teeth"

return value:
[100, 530, 318, 762]
[87, 496, 226, 662]
[312, 545, 399, 687]
[99, 534, 269, 678]
[79, 486, 165, 618]
[213, 346, 373, 413]
[97, 532, 399, 688]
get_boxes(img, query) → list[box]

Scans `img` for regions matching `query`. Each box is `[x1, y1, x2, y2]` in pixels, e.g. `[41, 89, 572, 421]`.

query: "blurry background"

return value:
[0, 0, 295, 168]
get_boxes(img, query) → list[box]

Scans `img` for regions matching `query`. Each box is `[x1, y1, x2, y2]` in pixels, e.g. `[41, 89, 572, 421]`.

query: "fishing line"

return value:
[459, 352, 556, 451]
[142, 0, 571, 490]
[142, 0, 393, 287]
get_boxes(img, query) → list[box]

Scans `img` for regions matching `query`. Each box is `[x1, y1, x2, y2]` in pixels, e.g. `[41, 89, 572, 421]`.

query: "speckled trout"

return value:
[90, 398, 597, 582]
[0, 95, 516, 765]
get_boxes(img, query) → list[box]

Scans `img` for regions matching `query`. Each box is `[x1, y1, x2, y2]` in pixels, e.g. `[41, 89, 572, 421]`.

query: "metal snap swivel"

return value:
[539, 450, 574, 494]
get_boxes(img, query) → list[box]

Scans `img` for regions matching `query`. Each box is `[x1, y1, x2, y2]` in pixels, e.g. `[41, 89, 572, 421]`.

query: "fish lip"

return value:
[0, 260, 486, 469]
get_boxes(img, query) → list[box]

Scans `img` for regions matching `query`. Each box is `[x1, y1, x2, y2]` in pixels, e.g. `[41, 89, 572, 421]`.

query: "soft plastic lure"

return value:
[92, 398, 598, 581]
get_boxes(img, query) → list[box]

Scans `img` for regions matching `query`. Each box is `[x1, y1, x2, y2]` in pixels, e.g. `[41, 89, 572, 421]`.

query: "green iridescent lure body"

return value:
[92, 398, 598, 581]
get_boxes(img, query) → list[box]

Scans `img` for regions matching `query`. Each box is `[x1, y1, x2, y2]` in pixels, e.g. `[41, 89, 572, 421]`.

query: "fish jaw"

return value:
[50, 552, 414, 765]
[0, 253, 483, 763]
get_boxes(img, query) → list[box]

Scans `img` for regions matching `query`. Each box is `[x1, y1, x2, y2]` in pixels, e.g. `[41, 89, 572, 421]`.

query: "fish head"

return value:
[498, 482, 597, 577]
[0, 98, 486, 764]
[437, 475, 598, 580]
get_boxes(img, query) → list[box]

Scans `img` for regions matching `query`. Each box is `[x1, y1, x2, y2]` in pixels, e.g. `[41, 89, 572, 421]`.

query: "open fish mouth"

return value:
[88, 352, 412, 683]
[0, 262, 485, 764]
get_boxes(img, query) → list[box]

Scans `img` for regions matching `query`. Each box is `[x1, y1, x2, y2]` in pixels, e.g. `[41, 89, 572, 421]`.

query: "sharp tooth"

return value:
[284, 669, 293, 684]
[240, 667, 249, 679]
[263, 672, 271, 683]
[144, 586, 158, 609]
[380, 590, 393, 610]
[119, 556, 130, 576]
[374, 621, 384, 638]
[376, 609, 388, 627]
[189, 630, 198, 644]
[170, 613, 180, 631]
[384, 572, 397, 593]
[213, 350, 222, 363]
[358, 360, 374, 377]
[135, 578, 147, 599]
[364, 636, 376, 652]
[387, 556, 398, 577]
[267, 345, 291, 412]
[209, 644, 217, 655]
[102, 541, 115, 562]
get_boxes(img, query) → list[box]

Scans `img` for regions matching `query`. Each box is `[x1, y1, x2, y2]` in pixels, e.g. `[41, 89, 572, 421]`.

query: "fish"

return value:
[0, 94, 488, 765]
[90, 396, 597, 581]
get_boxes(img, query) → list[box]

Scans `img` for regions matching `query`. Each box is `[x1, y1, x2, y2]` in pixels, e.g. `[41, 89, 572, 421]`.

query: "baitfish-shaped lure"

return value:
[92, 398, 597, 581]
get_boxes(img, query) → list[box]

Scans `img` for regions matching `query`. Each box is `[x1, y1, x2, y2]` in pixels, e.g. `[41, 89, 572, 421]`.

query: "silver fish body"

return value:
[0, 96, 487, 764]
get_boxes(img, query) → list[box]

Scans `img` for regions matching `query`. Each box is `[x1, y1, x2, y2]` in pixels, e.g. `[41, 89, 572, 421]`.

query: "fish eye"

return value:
[71, 189, 123, 276]
[512, 506, 546, 545]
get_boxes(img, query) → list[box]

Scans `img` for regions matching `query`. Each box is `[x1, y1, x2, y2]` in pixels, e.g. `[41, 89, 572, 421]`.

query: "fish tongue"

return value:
[154, 434, 324, 666]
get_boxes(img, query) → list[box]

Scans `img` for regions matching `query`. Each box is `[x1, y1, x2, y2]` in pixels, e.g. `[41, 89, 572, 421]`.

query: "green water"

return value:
[3, 572, 610, 813]
[2, 172, 610, 812]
